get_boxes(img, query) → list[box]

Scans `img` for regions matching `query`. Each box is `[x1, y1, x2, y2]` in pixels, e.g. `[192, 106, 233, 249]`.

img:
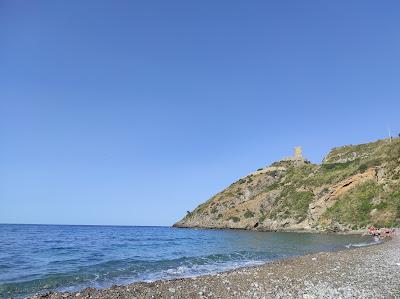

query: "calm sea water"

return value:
[0, 224, 375, 298]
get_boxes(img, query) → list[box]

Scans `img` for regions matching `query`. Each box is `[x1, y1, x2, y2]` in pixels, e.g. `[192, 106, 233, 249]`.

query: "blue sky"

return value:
[1, 1, 399, 225]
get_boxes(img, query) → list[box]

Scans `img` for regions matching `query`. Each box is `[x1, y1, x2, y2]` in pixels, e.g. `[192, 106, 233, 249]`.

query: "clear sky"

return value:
[1, 1, 399, 226]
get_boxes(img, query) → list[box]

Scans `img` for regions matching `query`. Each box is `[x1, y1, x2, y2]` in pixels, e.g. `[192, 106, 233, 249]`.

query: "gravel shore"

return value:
[31, 232, 400, 299]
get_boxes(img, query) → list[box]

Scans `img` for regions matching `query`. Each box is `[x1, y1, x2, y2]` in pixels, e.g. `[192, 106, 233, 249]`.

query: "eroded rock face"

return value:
[174, 138, 400, 232]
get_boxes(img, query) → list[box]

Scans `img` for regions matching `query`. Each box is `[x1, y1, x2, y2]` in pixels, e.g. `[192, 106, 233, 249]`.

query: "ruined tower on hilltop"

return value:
[282, 146, 305, 164]
[294, 146, 303, 160]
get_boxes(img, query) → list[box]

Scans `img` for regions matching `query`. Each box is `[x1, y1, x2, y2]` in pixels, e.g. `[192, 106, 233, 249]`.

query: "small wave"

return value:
[0, 251, 271, 298]
[345, 240, 381, 248]
[155, 259, 265, 279]
[1, 225, 372, 298]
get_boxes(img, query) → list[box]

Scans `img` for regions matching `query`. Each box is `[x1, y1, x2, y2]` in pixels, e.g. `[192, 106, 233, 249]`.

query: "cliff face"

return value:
[174, 138, 400, 232]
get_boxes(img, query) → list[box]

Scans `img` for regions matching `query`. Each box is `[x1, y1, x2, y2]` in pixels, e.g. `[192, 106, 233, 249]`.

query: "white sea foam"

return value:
[345, 240, 381, 248]
[142, 259, 266, 283]
[1, 224, 372, 298]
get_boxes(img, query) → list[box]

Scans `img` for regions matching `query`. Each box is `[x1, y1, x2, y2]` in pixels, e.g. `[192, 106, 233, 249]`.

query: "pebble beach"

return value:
[31, 230, 400, 299]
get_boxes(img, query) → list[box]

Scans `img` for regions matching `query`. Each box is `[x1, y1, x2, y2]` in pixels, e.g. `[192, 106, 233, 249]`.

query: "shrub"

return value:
[244, 210, 255, 218]
[358, 163, 368, 173]
[268, 170, 279, 177]
[263, 181, 280, 192]
[375, 201, 388, 210]
[321, 161, 355, 171]
[236, 191, 244, 197]
[229, 216, 240, 222]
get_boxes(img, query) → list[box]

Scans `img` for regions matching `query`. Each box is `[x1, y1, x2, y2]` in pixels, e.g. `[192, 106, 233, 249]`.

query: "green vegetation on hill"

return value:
[174, 138, 400, 232]
[270, 187, 314, 223]
[324, 181, 400, 228]
[324, 181, 382, 227]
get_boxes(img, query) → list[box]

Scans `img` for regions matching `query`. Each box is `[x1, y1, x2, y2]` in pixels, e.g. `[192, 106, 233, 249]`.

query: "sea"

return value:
[0, 224, 377, 298]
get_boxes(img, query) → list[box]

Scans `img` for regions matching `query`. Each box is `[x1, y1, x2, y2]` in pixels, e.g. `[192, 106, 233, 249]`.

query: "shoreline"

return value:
[30, 231, 399, 299]
[173, 225, 368, 235]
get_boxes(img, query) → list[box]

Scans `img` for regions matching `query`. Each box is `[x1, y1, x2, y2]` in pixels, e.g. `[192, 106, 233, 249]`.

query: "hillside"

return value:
[174, 138, 400, 232]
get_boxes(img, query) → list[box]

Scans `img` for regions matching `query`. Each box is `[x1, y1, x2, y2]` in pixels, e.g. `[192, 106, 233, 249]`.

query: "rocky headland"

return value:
[174, 138, 400, 233]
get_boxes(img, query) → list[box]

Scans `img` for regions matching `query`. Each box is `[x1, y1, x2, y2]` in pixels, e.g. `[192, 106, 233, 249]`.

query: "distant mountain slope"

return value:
[174, 138, 400, 232]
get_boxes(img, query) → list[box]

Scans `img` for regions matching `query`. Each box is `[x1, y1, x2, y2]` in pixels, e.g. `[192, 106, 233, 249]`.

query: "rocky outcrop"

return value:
[174, 138, 400, 232]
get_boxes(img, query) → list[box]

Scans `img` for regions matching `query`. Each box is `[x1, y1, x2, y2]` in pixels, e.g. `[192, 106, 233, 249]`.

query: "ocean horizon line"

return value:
[0, 223, 171, 228]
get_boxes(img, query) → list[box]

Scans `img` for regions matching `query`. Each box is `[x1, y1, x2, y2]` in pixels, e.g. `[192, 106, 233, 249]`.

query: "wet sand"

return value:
[31, 231, 399, 299]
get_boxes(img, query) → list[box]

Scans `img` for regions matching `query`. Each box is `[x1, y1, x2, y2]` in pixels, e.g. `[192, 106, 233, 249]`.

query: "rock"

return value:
[173, 138, 400, 233]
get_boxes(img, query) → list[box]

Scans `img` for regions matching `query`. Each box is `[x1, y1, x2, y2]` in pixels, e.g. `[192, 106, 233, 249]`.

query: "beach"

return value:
[31, 231, 400, 299]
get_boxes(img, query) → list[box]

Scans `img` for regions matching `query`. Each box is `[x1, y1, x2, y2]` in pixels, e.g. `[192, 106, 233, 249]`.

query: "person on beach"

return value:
[368, 226, 377, 236]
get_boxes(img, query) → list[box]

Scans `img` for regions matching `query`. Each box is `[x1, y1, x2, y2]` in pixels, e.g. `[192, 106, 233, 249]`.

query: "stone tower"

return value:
[294, 146, 303, 159]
